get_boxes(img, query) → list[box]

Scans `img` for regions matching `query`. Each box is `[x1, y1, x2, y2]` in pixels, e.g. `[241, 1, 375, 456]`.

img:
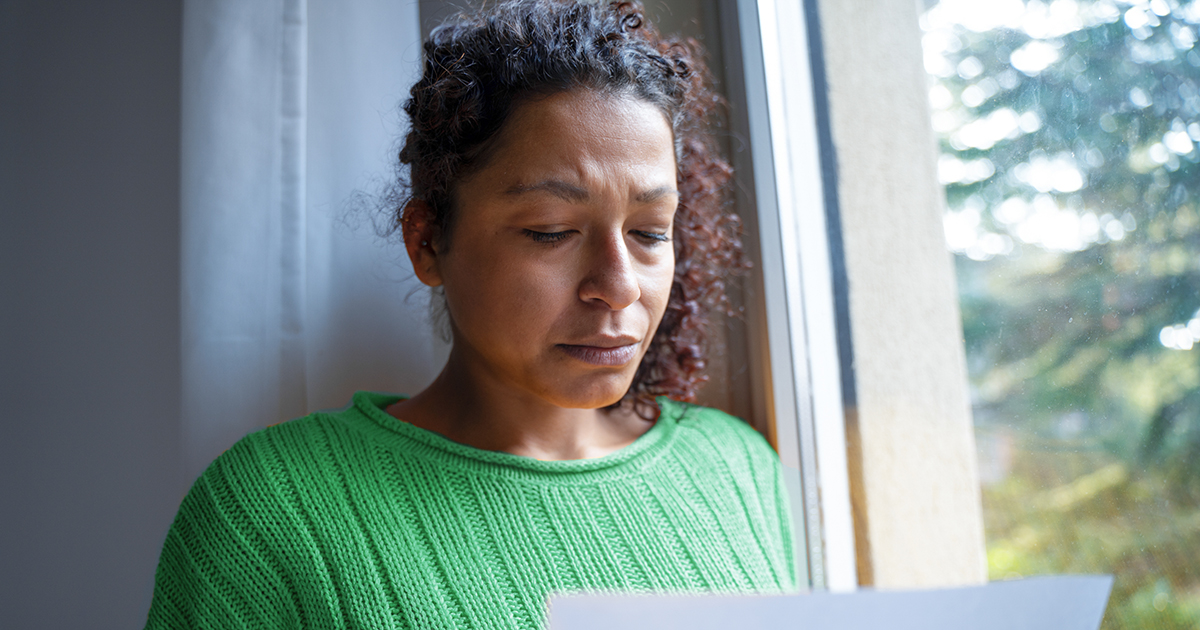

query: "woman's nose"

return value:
[577, 232, 641, 310]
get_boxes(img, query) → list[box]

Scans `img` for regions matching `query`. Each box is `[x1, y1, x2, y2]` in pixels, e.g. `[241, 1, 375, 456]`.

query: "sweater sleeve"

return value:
[768, 450, 801, 591]
[742, 418, 800, 591]
[145, 448, 299, 630]
[680, 404, 802, 591]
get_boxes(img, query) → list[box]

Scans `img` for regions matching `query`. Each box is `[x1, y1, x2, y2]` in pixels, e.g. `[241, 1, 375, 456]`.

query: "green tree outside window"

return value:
[921, 1, 1200, 627]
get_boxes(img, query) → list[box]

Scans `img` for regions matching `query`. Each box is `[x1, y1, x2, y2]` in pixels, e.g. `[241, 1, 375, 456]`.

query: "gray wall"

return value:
[0, 1, 184, 628]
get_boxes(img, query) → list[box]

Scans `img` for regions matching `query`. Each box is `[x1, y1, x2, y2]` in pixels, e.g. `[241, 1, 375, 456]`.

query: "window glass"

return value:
[921, 1, 1200, 627]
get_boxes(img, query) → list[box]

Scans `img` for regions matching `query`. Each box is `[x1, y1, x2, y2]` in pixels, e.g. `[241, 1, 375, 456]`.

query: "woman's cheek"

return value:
[497, 262, 571, 319]
[647, 255, 676, 302]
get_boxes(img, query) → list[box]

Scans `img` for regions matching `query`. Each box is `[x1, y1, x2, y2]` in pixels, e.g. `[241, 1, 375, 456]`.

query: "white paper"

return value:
[548, 575, 1112, 630]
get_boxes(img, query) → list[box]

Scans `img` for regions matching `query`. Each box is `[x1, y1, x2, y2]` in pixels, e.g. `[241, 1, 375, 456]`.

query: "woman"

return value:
[146, 2, 796, 628]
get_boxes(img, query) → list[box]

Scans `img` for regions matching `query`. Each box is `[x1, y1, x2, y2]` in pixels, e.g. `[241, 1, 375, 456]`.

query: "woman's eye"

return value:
[633, 230, 671, 244]
[523, 229, 572, 243]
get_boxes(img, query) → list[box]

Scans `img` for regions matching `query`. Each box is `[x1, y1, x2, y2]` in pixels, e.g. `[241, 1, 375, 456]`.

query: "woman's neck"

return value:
[385, 354, 653, 461]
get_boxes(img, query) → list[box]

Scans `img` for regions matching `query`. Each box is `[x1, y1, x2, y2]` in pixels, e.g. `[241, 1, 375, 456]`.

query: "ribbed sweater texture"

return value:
[145, 391, 797, 630]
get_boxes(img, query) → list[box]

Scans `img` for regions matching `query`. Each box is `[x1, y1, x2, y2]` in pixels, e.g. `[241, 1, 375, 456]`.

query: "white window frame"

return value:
[733, 0, 857, 592]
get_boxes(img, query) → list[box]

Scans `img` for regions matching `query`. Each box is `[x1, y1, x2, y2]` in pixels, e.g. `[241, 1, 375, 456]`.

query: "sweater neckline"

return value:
[345, 390, 685, 482]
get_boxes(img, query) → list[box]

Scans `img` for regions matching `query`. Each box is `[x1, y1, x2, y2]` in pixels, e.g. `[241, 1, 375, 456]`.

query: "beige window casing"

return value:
[737, 0, 988, 589]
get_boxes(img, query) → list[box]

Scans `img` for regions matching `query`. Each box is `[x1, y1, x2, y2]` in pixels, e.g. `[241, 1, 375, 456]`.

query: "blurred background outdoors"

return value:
[920, 0, 1200, 627]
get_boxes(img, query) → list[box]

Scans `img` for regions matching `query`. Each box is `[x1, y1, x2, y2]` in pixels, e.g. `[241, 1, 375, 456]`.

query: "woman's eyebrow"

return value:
[635, 186, 679, 203]
[504, 180, 589, 202]
[504, 181, 679, 204]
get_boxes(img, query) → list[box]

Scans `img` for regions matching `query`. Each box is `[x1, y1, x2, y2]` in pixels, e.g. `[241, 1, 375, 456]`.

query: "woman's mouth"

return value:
[557, 343, 640, 366]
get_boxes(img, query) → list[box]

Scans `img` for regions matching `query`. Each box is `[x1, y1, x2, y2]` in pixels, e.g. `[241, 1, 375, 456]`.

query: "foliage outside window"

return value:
[921, 0, 1200, 627]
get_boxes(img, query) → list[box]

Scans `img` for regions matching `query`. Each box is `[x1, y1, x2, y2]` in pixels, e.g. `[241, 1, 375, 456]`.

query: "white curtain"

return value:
[180, 0, 445, 479]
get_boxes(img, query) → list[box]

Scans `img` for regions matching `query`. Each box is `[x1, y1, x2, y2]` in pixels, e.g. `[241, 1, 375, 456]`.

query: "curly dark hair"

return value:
[392, 0, 746, 415]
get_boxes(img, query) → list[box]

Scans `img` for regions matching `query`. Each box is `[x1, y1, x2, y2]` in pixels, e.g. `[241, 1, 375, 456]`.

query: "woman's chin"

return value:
[538, 375, 635, 410]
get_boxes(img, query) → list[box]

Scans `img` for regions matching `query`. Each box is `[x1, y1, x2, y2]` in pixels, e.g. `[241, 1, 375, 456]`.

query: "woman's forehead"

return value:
[480, 90, 676, 180]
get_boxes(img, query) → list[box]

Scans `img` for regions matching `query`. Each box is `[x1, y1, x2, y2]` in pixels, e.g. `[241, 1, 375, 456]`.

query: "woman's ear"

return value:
[401, 199, 444, 287]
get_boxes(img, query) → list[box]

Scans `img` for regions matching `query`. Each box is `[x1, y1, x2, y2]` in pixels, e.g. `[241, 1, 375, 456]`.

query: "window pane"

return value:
[921, 1, 1200, 627]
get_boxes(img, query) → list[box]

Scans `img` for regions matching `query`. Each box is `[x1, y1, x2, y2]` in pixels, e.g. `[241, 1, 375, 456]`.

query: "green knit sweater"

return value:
[146, 391, 797, 629]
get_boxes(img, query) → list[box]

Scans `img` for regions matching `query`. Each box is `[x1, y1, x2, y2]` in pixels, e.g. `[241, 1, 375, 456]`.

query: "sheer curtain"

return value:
[180, 0, 444, 479]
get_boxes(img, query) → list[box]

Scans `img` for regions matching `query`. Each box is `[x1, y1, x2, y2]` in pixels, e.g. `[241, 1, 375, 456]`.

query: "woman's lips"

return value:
[557, 343, 640, 366]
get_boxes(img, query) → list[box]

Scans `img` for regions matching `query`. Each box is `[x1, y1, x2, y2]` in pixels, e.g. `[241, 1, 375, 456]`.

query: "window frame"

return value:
[727, 0, 858, 592]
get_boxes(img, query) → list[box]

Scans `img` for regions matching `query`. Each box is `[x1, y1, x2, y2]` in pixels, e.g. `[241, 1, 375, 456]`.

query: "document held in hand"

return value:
[548, 575, 1113, 630]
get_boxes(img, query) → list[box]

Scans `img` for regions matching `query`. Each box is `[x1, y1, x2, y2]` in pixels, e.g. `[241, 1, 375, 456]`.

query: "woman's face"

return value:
[418, 89, 678, 410]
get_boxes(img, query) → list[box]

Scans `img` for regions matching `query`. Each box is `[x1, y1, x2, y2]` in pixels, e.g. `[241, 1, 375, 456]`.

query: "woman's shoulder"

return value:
[195, 400, 375, 494]
[171, 400, 387, 551]
[147, 403, 384, 629]
[659, 399, 781, 468]
[662, 399, 770, 441]
[208, 410, 334, 465]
